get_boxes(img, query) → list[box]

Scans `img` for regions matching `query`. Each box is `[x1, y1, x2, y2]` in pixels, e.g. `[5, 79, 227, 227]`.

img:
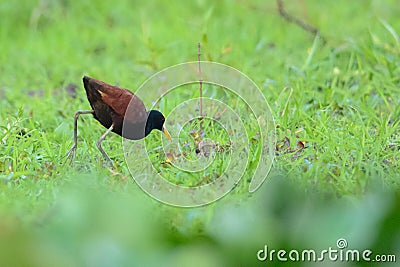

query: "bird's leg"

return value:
[96, 123, 114, 168]
[64, 110, 94, 165]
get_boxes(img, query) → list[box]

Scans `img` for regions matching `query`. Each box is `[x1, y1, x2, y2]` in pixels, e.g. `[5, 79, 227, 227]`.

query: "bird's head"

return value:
[145, 110, 172, 140]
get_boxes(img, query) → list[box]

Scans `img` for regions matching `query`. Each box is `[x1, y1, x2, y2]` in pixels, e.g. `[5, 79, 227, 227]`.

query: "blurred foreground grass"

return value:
[1, 173, 399, 266]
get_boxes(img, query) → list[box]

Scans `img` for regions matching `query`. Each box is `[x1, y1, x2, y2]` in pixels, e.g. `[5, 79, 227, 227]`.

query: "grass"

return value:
[0, 0, 399, 266]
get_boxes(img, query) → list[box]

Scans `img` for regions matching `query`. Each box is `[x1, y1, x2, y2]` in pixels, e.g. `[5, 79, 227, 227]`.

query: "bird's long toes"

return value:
[62, 146, 77, 166]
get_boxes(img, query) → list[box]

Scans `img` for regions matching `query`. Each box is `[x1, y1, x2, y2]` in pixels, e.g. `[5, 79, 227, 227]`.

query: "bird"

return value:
[65, 76, 172, 167]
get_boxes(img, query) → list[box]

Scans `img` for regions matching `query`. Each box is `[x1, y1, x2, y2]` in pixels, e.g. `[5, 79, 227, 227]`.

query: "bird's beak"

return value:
[163, 127, 172, 141]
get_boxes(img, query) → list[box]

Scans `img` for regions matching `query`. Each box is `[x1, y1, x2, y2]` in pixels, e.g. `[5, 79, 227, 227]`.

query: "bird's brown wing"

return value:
[83, 76, 148, 124]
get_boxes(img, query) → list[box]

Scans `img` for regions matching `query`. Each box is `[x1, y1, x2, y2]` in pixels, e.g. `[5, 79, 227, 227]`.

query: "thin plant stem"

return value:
[198, 42, 203, 133]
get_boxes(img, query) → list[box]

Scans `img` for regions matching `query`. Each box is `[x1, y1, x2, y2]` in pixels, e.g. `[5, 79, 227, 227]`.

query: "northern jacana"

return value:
[66, 76, 172, 167]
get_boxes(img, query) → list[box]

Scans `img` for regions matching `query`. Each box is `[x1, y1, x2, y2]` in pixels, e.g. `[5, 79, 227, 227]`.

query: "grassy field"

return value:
[0, 0, 399, 266]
